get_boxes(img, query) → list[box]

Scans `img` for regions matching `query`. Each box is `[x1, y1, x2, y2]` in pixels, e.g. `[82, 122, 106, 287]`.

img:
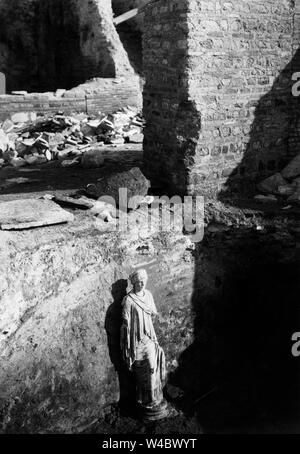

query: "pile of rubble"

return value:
[255, 153, 300, 206]
[0, 107, 144, 169]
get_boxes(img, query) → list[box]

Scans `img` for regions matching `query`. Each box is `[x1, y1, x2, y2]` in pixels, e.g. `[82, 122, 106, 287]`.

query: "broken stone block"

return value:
[11, 112, 37, 124]
[21, 138, 36, 148]
[1, 177, 41, 188]
[24, 155, 47, 166]
[52, 148, 73, 160]
[2, 148, 17, 162]
[87, 119, 102, 129]
[80, 124, 97, 137]
[109, 136, 125, 145]
[292, 176, 300, 188]
[257, 173, 286, 194]
[1, 119, 14, 133]
[7, 132, 18, 142]
[98, 118, 114, 132]
[65, 138, 79, 146]
[53, 194, 94, 209]
[129, 133, 144, 144]
[45, 150, 52, 161]
[16, 142, 30, 156]
[86, 167, 150, 202]
[90, 200, 117, 219]
[42, 132, 65, 148]
[11, 91, 28, 96]
[0, 129, 9, 152]
[281, 154, 300, 180]
[60, 158, 80, 168]
[254, 194, 278, 204]
[287, 190, 300, 205]
[24, 155, 39, 165]
[277, 185, 296, 197]
[55, 89, 66, 97]
[81, 148, 105, 168]
[35, 137, 49, 150]
[0, 199, 74, 230]
[10, 157, 26, 168]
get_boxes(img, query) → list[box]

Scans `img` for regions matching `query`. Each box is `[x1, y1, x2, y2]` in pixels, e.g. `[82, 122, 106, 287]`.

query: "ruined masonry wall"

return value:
[0, 0, 134, 92]
[143, 0, 298, 196]
[0, 77, 142, 122]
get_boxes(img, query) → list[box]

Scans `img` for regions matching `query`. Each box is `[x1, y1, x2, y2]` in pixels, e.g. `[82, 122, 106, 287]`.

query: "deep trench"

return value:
[102, 207, 300, 434]
[171, 226, 300, 433]
[0, 2, 299, 435]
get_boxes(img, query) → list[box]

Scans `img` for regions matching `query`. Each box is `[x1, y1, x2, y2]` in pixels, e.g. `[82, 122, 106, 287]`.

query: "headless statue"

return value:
[120, 269, 168, 421]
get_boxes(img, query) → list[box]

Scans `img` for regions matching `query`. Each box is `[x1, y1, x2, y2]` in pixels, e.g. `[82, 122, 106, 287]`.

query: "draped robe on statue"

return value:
[120, 289, 166, 407]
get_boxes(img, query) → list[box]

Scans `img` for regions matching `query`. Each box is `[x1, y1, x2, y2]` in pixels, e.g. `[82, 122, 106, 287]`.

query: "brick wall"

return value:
[143, 0, 299, 197]
[143, 0, 191, 194]
[0, 77, 142, 121]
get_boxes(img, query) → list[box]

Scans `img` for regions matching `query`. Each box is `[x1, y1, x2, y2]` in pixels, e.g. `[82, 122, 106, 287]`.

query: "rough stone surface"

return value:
[282, 153, 300, 180]
[254, 194, 278, 204]
[37, 0, 134, 90]
[86, 167, 150, 200]
[0, 199, 74, 230]
[0, 0, 134, 92]
[257, 173, 287, 195]
[112, 0, 148, 74]
[288, 189, 300, 204]
[53, 195, 94, 209]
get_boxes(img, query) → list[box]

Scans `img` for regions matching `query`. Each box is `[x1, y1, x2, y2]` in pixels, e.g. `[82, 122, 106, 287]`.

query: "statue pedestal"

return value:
[139, 399, 169, 422]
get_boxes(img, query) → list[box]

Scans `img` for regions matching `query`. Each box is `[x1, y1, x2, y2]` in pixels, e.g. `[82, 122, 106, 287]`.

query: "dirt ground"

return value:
[0, 144, 143, 202]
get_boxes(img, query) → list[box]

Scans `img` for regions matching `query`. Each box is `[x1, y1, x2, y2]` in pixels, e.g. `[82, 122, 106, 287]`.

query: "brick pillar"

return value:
[143, 0, 297, 197]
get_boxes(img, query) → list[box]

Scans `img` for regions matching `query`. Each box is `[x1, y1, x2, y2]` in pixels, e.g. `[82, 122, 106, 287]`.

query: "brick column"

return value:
[143, 0, 297, 197]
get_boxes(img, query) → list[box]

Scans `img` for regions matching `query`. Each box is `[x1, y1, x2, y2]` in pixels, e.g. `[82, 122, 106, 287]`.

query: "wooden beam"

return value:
[113, 8, 139, 25]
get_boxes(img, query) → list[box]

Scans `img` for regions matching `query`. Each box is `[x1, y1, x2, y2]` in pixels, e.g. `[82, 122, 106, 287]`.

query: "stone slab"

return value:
[53, 194, 94, 209]
[0, 198, 74, 230]
[86, 167, 150, 201]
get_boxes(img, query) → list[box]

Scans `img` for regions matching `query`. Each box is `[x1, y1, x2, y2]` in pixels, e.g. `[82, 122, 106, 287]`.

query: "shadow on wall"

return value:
[172, 231, 300, 433]
[143, 98, 202, 197]
[114, 22, 143, 75]
[105, 279, 136, 413]
[0, 0, 37, 92]
[169, 49, 300, 433]
[219, 46, 300, 201]
[0, 0, 122, 92]
[36, 0, 118, 91]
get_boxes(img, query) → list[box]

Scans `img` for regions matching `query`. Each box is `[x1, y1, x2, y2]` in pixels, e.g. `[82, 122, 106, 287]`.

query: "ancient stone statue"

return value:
[120, 269, 168, 421]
